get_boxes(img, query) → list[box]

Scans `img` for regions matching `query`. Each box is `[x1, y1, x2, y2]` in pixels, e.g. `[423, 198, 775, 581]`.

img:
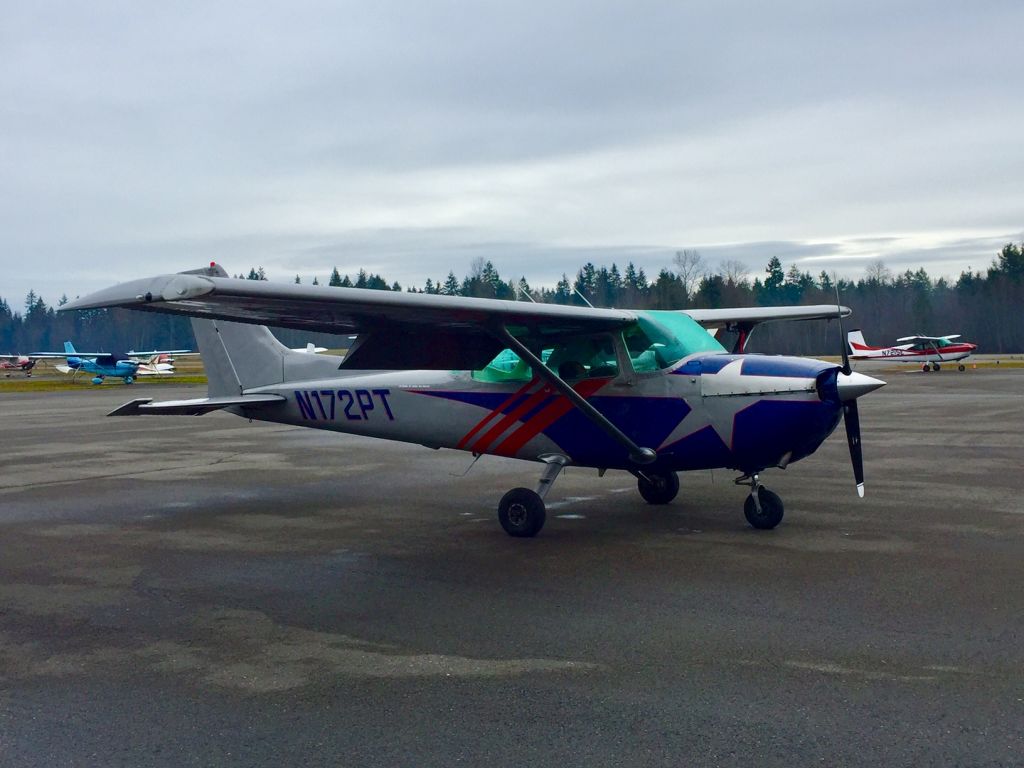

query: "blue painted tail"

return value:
[64, 341, 76, 354]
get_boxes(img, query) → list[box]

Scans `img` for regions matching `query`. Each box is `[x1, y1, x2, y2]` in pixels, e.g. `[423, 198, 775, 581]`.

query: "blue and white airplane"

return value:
[34, 342, 190, 384]
[61, 263, 885, 536]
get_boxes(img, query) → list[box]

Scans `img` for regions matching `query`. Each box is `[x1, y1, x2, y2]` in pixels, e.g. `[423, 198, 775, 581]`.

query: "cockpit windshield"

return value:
[625, 311, 725, 372]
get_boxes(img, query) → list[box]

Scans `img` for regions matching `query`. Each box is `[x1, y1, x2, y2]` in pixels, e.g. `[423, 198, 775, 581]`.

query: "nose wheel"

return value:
[737, 473, 785, 530]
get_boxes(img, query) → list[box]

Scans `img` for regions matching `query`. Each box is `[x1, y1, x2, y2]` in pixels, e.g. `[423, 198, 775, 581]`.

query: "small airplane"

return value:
[33, 342, 191, 384]
[62, 263, 885, 537]
[293, 343, 328, 354]
[0, 354, 39, 376]
[847, 330, 977, 372]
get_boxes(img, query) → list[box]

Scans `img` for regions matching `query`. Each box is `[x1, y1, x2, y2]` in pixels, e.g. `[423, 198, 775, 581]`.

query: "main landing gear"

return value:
[635, 469, 680, 505]
[736, 473, 784, 530]
[497, 454, 568, 537]
[922, 362, 941, 372]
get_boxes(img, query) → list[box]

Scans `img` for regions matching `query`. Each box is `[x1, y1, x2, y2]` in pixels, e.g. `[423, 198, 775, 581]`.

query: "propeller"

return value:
[834, 285, 871, 497]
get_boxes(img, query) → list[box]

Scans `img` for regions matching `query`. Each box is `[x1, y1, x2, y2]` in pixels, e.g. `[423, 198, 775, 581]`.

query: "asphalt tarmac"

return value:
[1, 366, 1022, 767]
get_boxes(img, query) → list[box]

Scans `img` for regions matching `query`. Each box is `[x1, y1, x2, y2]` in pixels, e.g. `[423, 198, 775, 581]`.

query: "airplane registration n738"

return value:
[63, 263, 884, 537]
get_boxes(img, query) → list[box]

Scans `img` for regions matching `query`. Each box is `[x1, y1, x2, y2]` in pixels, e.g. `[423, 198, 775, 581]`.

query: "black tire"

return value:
[934, 363, 941, 371]
[958, 364, 966, 372]
[743, 487, 784, 530]
[498, 488, 546, 537]
[922, 363, 930, 372]
[638, 471, 680, 505]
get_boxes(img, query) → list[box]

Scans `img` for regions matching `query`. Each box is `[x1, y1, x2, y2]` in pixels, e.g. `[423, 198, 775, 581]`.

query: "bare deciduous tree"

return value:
[864, 259, 892, 286]
[673, 249, 706, 298]
[719, 259, 750, 286]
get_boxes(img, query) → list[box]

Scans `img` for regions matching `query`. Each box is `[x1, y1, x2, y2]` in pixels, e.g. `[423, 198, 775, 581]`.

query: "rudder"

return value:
[847, 329, 868, 352]
[191, 318, 343, 397]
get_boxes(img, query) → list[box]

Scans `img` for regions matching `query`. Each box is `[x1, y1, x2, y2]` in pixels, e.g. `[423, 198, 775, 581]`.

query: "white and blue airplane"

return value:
[34, 342, 190, 384]
[62, 263, 884, 536]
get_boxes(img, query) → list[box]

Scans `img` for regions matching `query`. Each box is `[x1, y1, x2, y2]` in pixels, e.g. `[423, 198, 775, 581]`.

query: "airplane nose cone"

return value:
[837, 371, 886, 402]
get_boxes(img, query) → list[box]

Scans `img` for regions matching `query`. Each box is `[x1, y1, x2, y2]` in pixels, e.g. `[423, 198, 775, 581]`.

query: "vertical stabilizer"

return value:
[847, 329, 868, 353]
[191, 318, 343, 397]
[191, 319, 288, 396]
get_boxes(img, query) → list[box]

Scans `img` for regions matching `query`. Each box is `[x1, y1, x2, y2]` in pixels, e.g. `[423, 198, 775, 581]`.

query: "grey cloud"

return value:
[2, 1, 1023, 305]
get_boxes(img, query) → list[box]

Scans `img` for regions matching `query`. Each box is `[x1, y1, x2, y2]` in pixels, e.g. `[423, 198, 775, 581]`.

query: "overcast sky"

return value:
[3, 0, 1023, 307]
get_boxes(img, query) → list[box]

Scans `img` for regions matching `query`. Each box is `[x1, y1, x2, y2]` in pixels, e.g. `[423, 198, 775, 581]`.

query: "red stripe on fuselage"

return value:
[456, 378, 541, 450]
[490, 378, 608, 458]
[467, 384, 561, 455]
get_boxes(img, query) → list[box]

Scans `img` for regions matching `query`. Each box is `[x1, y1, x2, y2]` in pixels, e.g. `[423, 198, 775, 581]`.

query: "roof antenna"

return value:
[573, 287, 594, 308]
[515, 279, 538, 303]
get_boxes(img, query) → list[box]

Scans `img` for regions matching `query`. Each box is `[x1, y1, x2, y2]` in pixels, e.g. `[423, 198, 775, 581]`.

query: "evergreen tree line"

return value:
[4, 242, 1022, 356]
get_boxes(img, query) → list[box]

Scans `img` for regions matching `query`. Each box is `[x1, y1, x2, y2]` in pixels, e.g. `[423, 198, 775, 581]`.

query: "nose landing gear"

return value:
[736, 473, 785, 530]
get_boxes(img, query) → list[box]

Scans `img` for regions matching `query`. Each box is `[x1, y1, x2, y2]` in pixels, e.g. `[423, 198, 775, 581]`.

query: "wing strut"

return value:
[495, 326, 657, 466]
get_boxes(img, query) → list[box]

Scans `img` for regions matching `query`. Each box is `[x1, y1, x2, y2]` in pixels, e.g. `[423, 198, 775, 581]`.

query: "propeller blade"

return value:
[834, 285, 851, 375]
[833, 280, 880, 498]
[843, 399, 865, 497]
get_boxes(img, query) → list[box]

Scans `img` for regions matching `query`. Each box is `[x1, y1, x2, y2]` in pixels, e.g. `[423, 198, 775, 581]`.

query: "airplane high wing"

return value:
[686, 305, 852, 353]
[895, 334, 961, 343]
[62, 263, 882, 537]
[64, 264, 850, 368]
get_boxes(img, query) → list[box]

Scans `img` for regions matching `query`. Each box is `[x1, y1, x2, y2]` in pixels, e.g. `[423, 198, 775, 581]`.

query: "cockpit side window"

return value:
[472, 335, 620, 383]
[545, 335, 619, 379]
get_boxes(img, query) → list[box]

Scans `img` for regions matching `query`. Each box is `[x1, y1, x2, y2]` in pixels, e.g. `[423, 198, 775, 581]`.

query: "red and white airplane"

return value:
[847, 330, 977, 372]
[1, 354, 39, 376]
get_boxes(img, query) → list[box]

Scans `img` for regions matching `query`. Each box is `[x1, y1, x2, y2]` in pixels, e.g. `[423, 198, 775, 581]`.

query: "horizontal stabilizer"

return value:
[108, 394, 286, 417]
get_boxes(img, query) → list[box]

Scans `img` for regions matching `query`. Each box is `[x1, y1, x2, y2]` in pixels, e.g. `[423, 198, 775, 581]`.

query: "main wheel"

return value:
[933, 363, 941, 371]
[958, 364, 966, 372]
[637, 471, 680, 505]
[124, 376, 135, 384]
[498, 488, 546, 538]
[743, 487, 784, 530]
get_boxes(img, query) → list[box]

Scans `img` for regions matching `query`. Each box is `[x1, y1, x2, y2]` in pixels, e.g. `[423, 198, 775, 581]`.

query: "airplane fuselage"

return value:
[237, 352, 845, 475]
[65, 355, 140, 382]
[849, 344, 976, 364]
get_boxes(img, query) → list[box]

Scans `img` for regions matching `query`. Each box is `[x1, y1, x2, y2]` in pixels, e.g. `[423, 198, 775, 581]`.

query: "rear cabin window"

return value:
[472, 337, 618, 382]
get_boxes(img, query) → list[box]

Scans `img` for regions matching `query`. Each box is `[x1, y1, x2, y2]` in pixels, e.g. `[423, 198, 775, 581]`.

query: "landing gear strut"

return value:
[635, 469, 680, 505]
[736, 473, 785, 530]
[497, 454, 567, 537]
